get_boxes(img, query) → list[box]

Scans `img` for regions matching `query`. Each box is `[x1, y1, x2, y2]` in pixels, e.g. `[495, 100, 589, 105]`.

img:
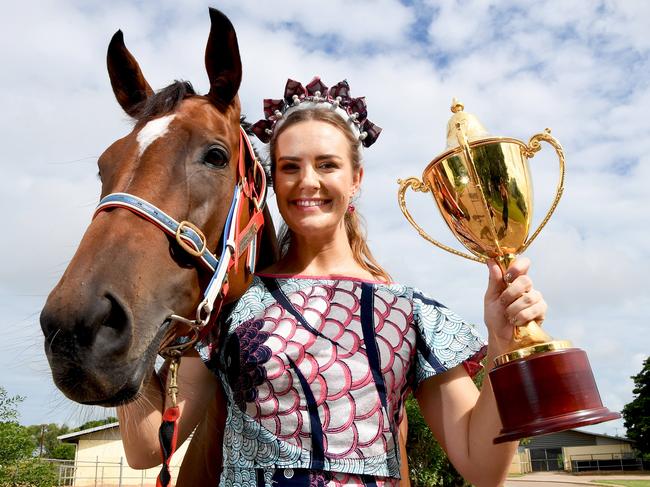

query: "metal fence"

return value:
[570, 452, 645, 473]
[8, 458, 179, 487]
[510, 452, 647, 474]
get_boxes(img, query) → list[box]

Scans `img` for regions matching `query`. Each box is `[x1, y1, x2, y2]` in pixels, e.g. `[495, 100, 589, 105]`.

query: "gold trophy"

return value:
[398, 99, 619, 442]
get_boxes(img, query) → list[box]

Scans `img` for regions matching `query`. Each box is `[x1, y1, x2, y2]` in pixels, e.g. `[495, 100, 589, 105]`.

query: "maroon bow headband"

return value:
[251, 77, 382, 148]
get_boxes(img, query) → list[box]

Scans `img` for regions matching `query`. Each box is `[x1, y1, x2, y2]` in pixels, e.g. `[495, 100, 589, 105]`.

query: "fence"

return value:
[510, 452, 647, 474]
[7, 458, 180, 487]
[569, 452, 645, 473]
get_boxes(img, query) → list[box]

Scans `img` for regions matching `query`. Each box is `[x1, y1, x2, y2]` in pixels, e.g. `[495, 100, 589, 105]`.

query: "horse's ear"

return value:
[107, 30, 154, 117]
[205, 8, 242, 109]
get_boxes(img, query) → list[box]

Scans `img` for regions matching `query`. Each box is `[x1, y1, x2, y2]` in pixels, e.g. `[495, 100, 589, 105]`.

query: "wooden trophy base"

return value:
[489, 347, 620, 444]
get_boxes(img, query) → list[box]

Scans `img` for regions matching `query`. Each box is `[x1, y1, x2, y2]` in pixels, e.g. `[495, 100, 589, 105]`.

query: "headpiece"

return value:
[251, 77, 382, 147]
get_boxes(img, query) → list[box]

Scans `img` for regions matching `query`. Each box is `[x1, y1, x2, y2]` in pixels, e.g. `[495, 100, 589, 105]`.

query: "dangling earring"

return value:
[348, 192, 358, 213]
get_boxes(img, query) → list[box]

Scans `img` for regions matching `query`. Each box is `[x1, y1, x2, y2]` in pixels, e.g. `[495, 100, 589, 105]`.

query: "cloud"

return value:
[0, 0, 647, 440]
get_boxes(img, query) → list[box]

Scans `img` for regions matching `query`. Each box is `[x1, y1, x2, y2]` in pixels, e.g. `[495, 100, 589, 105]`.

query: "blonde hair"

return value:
[269, 108, 391, 283]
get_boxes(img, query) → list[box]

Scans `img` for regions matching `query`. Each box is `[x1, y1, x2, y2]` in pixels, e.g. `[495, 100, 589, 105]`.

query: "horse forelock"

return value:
[132, 80, 197, 123]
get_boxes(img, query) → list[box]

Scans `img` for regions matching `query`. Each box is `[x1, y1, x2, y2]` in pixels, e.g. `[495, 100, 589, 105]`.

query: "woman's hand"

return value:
[483, 257, 547, 357]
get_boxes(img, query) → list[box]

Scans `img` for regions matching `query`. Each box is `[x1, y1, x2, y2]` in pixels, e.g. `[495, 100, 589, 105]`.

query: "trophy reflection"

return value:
[398, 99, 619, 443]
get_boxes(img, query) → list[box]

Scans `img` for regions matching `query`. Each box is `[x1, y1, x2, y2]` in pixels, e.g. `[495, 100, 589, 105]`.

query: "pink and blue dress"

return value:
[197, 275, 486, 487]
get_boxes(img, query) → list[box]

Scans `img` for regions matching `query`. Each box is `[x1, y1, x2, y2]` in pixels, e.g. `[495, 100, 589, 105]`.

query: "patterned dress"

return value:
[196, 275, 486, 487]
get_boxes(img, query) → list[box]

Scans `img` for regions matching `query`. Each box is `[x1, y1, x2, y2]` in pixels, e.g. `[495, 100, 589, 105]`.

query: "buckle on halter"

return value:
[175, 221, 207, 257]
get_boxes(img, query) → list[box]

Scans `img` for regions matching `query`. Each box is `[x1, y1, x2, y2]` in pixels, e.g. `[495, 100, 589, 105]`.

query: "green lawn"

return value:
[592, 481, 650, 487]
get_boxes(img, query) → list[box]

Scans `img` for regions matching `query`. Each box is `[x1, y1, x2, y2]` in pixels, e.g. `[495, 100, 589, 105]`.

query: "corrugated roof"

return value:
[574, 428, 632, 443]
[57, 422, 119, 442]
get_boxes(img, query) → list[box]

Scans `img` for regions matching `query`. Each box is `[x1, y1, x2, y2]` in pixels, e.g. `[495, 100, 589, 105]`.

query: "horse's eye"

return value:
[203, 146, 229, 169]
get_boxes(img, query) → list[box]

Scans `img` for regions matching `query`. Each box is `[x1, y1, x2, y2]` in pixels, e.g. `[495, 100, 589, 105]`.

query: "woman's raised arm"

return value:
[417, 257, 547, 486]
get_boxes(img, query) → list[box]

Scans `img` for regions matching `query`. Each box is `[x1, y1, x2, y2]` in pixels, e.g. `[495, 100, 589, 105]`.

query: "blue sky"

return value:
[0, 0, 648, 441]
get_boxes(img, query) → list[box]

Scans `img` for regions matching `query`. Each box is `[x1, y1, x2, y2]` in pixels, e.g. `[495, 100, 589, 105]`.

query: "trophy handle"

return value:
[520, 129, 566, 253]
[397, 177, 486, 263]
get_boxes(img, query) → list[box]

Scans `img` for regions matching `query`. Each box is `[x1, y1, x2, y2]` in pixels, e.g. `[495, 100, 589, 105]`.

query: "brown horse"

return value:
[39, 7, 276, 407]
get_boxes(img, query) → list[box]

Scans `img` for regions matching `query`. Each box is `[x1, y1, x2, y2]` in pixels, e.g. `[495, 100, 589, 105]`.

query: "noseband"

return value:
[93, 127, 267, 348]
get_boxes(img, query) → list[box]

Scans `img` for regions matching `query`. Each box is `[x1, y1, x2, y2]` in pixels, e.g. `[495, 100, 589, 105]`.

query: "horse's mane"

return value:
[133, 80, 197, 122]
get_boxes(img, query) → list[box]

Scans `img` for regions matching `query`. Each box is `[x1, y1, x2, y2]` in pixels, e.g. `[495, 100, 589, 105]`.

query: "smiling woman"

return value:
[172, 77, 550, 486]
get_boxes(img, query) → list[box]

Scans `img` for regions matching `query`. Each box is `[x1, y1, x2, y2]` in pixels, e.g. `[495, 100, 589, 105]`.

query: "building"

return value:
[510, 429, 638, 474]
[59, 422, 191, 487]
[60, 424, 639, 485]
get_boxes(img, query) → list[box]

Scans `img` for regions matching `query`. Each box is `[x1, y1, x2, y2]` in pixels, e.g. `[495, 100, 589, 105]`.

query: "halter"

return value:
[94, 126, 266, 342]
[92, 127, 267, 487]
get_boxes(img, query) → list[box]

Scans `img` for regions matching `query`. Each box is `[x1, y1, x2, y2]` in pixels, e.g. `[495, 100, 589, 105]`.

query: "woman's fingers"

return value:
[503, 256, 530, 283]
[499, 274, 533, 306]
[505, 289, 546, 326]
[485, 259, 507, 301]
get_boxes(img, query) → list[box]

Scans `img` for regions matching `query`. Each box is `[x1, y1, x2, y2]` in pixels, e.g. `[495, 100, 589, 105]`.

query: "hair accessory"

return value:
[251, 77, 382, 147]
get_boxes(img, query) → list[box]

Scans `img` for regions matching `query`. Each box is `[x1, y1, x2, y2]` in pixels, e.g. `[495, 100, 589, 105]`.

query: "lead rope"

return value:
[156, 350, 181, 487]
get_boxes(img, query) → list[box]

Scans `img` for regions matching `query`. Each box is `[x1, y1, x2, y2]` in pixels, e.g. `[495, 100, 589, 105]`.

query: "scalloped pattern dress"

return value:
[196, 275, 486, 487]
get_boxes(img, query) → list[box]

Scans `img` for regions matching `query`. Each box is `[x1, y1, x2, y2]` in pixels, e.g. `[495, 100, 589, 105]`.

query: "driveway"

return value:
[505, 472, 650, 486]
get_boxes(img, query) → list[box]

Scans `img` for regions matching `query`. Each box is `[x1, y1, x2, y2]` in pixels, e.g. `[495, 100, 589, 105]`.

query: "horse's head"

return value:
[40, 9, 258, 406]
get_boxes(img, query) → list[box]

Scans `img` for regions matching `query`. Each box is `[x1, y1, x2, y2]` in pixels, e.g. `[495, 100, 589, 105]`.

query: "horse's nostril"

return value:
[92, 293, 133, 356]
[103, 293, 130, 333]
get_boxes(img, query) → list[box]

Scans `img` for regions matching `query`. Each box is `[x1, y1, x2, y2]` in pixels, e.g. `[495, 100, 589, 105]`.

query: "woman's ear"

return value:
[351, 166, 364, 196]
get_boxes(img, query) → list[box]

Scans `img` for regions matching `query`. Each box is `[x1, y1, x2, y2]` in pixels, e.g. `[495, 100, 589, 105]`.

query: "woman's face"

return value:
[273, 120, 362, 240]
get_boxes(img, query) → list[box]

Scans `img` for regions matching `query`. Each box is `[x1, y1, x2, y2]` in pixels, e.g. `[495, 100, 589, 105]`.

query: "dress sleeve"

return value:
[411, 288, 487, 391]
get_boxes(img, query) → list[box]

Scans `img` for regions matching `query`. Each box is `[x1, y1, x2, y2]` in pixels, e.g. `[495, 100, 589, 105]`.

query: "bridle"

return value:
[92, 126, 267, 487]
[93, 126, 266, 345]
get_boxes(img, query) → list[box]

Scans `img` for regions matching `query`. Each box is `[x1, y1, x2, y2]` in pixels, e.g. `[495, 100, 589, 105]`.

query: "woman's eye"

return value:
[279, 163, 299, 172]
[203, 147, 229, 168]
[319, 161, 338, 169]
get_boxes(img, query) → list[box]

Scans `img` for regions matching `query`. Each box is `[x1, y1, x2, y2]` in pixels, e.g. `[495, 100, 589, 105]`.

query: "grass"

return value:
[592, 481, 650, 487]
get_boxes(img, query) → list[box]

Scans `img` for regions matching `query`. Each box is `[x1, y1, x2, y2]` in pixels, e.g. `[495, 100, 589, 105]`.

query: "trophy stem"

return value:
[495, 253, 516, 277]
[494, 253, 556, 353]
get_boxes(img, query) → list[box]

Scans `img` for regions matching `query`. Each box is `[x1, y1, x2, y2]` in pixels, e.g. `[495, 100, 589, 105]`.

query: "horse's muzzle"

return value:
[40, 290, 155, 405]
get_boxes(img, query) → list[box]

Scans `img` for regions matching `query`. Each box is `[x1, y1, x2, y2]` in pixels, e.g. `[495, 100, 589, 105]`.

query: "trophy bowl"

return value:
[398, 100, 620, 443]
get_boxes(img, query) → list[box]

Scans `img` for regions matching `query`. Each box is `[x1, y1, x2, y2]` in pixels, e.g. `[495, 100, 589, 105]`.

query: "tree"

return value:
[0, 387, 59, 487]
[0, 459, 58, 487]
[0, 387, 24, 422]
[0, 387, 35, 463]
[622, 356, 650, 459]
[26, 424, 75, 460]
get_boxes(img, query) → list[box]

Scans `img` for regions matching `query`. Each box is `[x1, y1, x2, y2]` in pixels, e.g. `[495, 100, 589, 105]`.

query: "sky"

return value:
[0, 0, 648, 440]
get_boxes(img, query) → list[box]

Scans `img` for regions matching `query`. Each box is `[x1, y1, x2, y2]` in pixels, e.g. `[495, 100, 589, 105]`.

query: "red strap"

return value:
[156, 406, 181, 487]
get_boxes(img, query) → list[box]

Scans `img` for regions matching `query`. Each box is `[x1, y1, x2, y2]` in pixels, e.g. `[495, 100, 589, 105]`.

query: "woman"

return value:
[118, 78, 546, 487]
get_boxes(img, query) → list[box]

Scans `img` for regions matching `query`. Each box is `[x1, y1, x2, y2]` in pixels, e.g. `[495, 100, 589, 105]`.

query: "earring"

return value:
[348, 193, 358, 213]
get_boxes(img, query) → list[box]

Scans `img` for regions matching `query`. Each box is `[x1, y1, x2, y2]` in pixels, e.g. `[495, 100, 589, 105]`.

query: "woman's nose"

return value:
[299, 165, 320, 190]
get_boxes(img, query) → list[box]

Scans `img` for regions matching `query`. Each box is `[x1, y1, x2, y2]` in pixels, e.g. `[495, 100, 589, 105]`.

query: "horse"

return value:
[39, 7, 277, 483]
